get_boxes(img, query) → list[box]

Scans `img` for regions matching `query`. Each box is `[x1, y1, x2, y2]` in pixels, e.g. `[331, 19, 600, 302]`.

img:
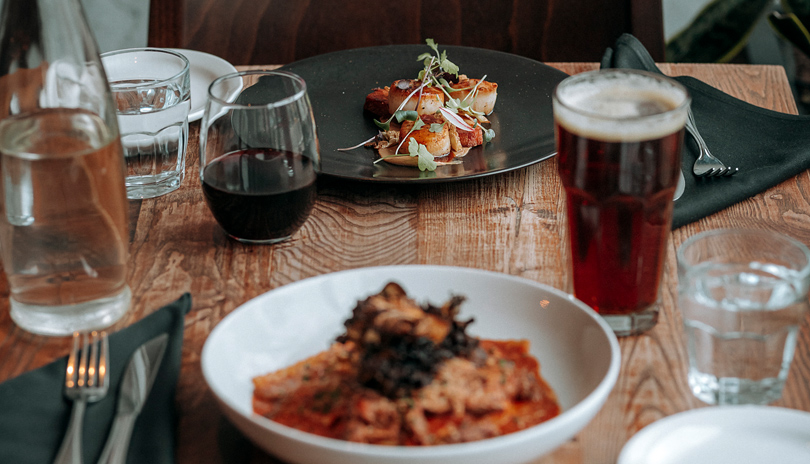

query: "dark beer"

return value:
[553, 70, 689, 335]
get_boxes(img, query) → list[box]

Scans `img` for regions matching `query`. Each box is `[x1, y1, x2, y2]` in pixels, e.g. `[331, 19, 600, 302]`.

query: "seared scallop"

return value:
[398, 113, 450, 157]
[388, 79, 445, 115]
[449, 78, 498, 115]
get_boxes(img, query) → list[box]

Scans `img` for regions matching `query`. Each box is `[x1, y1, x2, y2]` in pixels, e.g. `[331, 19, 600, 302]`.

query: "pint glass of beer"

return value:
[553, 69, 690, 336]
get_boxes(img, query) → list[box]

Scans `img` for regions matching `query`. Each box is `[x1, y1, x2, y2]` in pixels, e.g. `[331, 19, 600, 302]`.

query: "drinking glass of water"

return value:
[101, 48, 191, 199]
[199, 70, 319, 244]
[677, 229, 810, 405]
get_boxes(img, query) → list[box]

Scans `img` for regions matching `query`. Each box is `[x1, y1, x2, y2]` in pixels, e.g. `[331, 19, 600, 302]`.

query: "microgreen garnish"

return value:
[336, 134, 378, 151]
[408, 138, 437, 171]
[374, 118, 390, 131]
[374, 109, 420, 132]
[438, 107, 475, 132]
[417, 38, 459, 85]
[464, 76, 487, 105]
[343, 39, 496, 172]
[425, 39, 459, 76]
[395, 110, 419, 123]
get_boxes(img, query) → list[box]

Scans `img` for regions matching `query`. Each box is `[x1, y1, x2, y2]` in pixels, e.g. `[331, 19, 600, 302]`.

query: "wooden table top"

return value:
[1, 62, 808, 464]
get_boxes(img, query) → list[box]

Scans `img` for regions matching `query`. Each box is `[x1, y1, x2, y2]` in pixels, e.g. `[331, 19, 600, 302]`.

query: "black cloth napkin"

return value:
[601, 33, 810, 229]
[0, 294, 191, 464]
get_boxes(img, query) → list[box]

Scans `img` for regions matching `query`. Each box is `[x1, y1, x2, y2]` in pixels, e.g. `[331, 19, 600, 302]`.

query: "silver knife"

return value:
[97, 333, 169, 464]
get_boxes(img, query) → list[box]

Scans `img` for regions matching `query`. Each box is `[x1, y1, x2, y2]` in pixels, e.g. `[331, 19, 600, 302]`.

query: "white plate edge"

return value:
[169, 48, 239, 122]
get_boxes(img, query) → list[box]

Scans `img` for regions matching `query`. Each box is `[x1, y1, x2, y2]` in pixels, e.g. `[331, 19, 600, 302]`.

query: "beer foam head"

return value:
[553, 70, 690, 142]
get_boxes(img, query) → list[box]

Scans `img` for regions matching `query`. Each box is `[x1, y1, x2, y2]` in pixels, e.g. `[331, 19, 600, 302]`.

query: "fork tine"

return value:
[55, 332, 110, 464]
[701, 167, 739, 177]
[87, 331, 99, 387]
[66, 332, 80, 389]
[98, 331, 109, 389]
[78, 332, 89, 388]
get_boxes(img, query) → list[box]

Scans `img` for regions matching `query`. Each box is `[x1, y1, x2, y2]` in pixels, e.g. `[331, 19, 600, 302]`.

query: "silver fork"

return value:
[53, 331, 110, 464]
[685, 108, 739, 177]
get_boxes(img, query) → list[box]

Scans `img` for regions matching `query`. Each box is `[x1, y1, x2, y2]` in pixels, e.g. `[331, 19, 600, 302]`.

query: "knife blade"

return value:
[97, 333, 169, 464]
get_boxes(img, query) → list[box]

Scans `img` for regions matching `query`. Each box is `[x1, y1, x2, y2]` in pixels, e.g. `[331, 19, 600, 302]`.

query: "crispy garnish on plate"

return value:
[364, 87, 390, 118]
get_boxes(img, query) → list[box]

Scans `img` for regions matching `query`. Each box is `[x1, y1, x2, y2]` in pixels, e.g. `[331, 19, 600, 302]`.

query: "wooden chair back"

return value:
[148, 0, 664, 64]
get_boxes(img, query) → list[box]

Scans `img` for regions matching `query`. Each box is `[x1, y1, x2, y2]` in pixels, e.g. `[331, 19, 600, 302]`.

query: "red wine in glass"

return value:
[202, 148, 317, 242]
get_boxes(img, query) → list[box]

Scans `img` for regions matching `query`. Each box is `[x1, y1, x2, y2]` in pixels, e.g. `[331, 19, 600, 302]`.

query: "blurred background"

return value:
[76, 0, 810, 111]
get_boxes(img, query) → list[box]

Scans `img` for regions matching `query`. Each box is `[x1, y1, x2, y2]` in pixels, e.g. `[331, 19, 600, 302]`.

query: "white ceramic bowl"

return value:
[201, 265, 620, 464]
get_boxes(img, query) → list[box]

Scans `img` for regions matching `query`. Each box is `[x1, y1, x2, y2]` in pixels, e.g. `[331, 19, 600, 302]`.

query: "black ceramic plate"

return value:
[279, 45, 568, 183]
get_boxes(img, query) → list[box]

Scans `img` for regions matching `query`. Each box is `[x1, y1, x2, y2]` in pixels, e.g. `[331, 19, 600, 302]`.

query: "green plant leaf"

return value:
[768, 11, 810, 57]
[408, 138, 437, 171]
[775, 0, 810, 56]
[781, 0, 810, 18]
[666, 0, 771, 63]
[374, 118, 390, 131]
[394, 110, 419, 123]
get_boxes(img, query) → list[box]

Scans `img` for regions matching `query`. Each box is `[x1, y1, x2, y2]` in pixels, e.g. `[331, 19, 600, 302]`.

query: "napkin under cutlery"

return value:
[97, 332, 169, 464]
[0, 294, 191, 464]
[601, 33, 810, 229]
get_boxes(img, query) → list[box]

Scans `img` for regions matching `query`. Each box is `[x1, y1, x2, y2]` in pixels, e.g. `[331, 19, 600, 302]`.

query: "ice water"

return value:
[0, 108, 131, 335]
[112, 80, 190, 199]
[680, 262, 807, 404]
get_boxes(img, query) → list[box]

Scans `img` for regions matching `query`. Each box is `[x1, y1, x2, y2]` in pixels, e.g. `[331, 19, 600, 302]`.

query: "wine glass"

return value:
[200, 70, 319, 243]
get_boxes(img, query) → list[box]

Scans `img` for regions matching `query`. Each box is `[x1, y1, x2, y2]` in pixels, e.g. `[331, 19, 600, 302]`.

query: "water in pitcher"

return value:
[0, 108, 131, 334]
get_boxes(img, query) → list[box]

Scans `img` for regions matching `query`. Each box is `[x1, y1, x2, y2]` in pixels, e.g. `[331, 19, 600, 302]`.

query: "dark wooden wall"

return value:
[149, 0, 664, 64]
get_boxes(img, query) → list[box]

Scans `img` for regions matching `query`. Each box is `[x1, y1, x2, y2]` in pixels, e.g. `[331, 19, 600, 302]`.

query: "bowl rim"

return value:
[201, 265, 621, 456]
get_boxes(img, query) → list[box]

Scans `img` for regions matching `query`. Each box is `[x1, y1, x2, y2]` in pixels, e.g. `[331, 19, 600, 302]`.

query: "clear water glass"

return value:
[101, 48, 191, 199]
[677, 229, 810, 405]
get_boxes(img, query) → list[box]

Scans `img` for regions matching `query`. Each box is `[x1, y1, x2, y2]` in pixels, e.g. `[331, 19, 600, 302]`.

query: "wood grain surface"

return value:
[148, 0, 665, 64]
[1, 62, 808, 464]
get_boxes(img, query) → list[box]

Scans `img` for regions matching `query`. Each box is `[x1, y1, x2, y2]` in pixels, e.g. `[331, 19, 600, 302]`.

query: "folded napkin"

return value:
[601, 34, 810, 229]
[0, 294, 191, 464]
